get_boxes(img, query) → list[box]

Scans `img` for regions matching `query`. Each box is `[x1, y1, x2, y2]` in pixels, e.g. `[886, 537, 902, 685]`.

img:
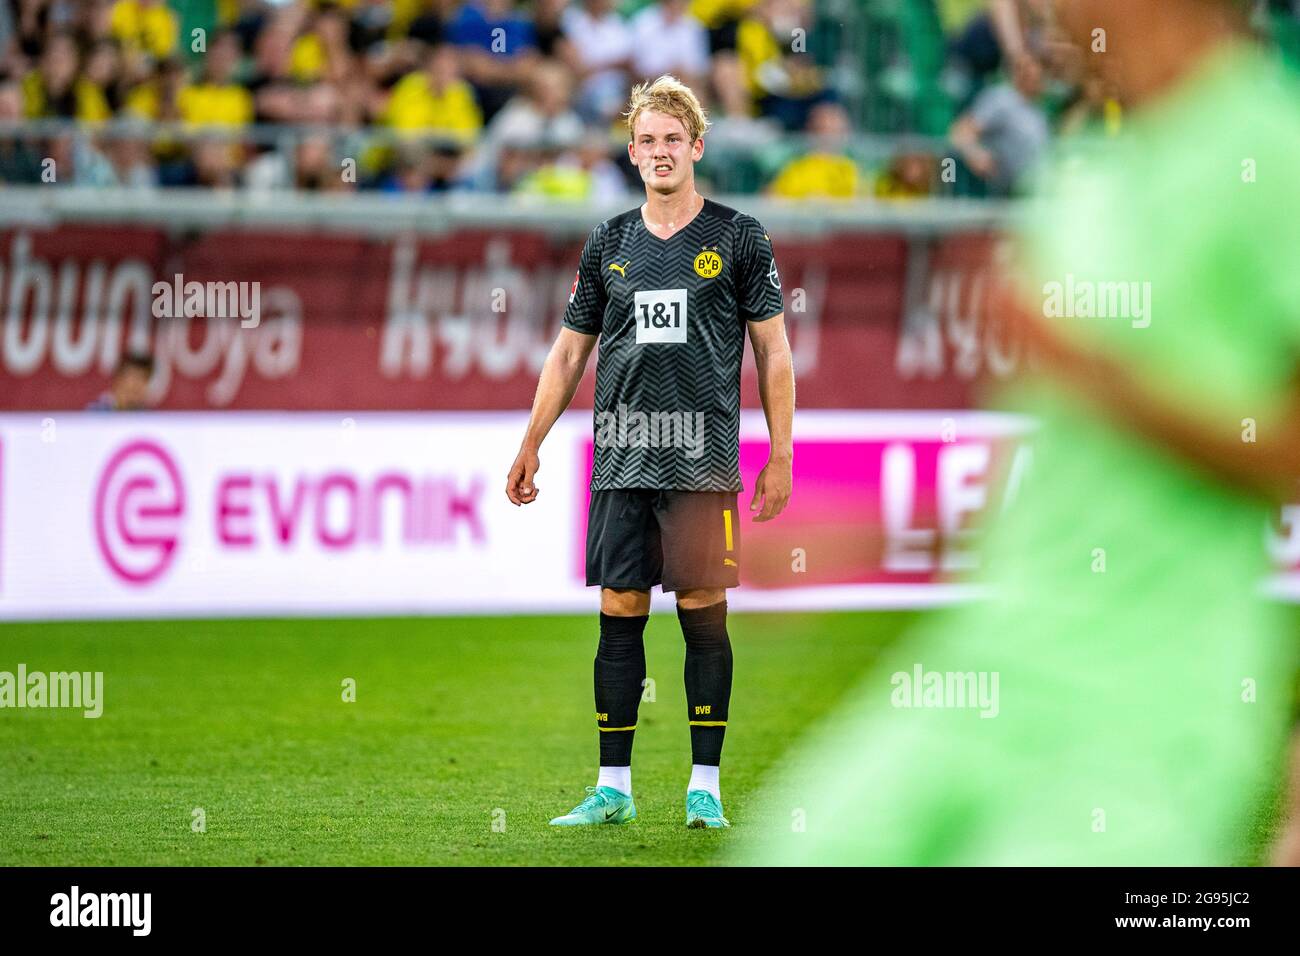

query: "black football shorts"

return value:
[585, 489, 741, 592]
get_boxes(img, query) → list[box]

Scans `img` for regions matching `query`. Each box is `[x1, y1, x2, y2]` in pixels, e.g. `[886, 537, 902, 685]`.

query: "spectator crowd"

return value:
[2, 0, 1284, 199]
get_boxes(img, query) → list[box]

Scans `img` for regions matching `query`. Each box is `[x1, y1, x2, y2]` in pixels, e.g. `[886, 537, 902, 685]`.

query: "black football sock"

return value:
[594, 612, 648, 767]
[679, 600, 732, 766]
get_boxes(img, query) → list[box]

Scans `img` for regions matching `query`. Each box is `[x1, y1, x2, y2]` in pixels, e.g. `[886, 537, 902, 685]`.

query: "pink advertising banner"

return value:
[576, 412, 1031, 597]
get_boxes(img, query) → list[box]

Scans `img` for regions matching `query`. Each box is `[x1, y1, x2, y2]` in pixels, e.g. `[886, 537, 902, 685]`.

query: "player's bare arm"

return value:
[505, 326, 597, 506]
[747, 311, 794, 522]
[1007, 289, 1300, 503]
[948, 114, 997, 180]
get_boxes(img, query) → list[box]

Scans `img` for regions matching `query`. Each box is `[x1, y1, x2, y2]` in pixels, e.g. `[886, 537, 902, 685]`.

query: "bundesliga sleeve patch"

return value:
[569, 269, 580, 303]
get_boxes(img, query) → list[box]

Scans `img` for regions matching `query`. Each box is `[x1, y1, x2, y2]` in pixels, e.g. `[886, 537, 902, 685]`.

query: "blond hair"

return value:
[624, 74, 710, 144]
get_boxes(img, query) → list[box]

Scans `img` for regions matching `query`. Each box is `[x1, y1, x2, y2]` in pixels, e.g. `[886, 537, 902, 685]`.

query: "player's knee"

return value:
[677, 595, 731, 657]
[678, 591, 729, 654]
[676, 588, 725, 611]
[601, 588, 651, 616]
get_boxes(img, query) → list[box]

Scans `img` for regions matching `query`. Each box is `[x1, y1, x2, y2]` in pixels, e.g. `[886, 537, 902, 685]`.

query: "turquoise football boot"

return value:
[685, 789, 731, 828]
[549, 786, 637, 826]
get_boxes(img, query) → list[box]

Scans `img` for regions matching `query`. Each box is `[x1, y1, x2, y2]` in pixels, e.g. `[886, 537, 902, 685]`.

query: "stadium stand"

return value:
[0, 1, 1294, 198]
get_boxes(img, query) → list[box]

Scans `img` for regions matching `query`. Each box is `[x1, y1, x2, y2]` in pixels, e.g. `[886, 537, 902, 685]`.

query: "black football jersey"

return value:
[563, 198, 784, 492]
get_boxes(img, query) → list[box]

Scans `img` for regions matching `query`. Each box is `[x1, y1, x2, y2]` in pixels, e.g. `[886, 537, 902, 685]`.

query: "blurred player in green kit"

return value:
[745, 0, 1300, 865]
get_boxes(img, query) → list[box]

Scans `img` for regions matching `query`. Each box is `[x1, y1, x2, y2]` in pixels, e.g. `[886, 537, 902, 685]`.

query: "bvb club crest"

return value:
[694, 249, 723, 278]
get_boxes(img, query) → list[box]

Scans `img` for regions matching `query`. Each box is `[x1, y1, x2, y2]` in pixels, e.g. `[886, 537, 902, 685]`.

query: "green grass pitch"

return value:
[2, 610, 1289, 866]
[0, 611, 916, 866]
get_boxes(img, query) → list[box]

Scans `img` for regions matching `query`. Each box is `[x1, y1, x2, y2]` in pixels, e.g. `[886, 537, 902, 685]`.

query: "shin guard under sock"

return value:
[594, 612, 648, 766]
[678, 600, 732, 766]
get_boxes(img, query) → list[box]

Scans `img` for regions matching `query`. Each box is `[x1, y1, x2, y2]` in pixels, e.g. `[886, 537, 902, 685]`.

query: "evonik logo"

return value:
[94, 439, 185, 586]
[91, 437, 491, 585]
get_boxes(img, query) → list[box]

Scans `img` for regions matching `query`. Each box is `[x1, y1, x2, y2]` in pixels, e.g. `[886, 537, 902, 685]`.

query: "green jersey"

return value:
[745, 44, 1300, 865]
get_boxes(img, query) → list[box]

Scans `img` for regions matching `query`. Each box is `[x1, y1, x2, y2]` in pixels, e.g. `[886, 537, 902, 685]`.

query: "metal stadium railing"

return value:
[0, 181, 1016, 237]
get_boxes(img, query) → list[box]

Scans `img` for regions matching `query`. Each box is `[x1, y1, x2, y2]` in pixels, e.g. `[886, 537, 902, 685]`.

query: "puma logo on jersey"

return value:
[608, 260, 631, 277]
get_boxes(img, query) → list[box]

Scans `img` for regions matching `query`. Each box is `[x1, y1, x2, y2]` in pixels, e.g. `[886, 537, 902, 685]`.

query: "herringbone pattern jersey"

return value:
[563, 198, 785, 492]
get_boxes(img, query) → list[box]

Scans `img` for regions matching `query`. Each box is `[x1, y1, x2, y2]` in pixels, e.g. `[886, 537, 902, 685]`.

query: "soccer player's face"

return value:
[629, 112, 702, 194]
